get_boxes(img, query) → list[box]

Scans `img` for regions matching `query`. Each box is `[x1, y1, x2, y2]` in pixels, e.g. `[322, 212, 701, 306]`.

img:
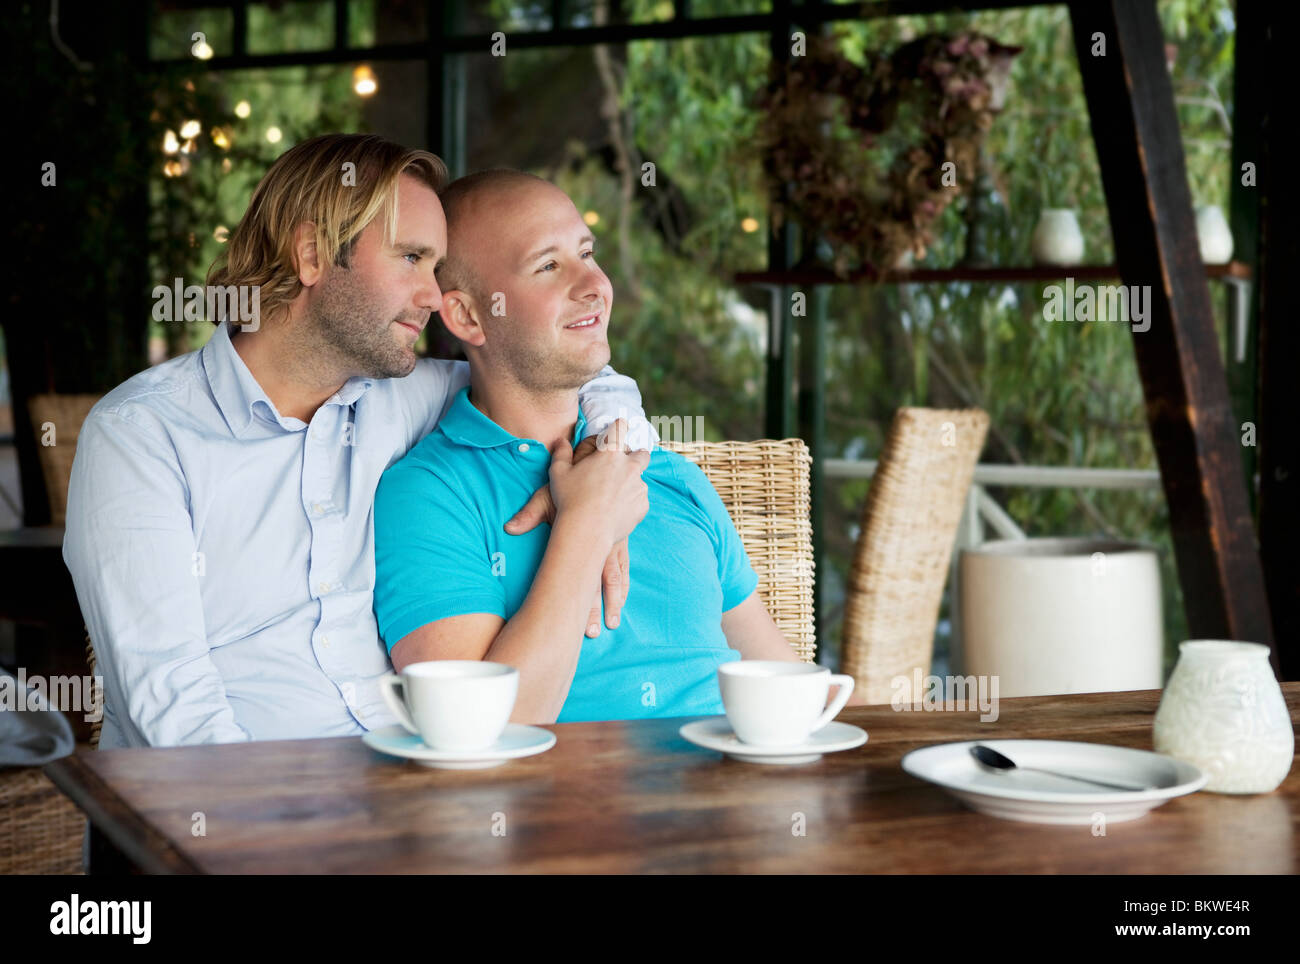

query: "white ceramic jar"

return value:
[1195, 204, 1234, 263]
[1030, 209, 1085, 266]
[1153, 640, 1294, 794]
[959, 538, 1163, 698]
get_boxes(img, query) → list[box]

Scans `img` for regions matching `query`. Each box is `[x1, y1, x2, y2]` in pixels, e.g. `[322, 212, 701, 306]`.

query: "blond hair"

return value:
[207, 133, 448, 325]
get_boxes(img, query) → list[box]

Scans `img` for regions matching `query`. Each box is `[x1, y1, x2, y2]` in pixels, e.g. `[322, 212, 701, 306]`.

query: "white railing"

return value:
[822, 459, 1162, 671]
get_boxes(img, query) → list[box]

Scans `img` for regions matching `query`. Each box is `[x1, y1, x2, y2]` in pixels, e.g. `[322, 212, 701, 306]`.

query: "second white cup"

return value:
[718, 660, 855, 747]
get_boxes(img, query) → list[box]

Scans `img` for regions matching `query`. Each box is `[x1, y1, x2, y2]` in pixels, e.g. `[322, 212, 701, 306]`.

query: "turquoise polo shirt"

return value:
[372, 386, 755, 721]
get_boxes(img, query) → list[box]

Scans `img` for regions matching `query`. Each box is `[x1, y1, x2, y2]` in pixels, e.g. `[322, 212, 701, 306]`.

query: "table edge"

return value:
[44, 753, 202, 874]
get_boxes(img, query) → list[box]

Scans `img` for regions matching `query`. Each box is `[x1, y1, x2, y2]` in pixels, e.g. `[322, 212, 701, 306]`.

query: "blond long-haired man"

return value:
[63, 133, 653, 748]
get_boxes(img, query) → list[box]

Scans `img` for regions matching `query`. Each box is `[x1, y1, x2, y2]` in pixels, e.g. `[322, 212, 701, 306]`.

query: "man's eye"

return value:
[404, 252, 421, 264]
[538, 261, 557, 272]
[581, 250, 595, 259]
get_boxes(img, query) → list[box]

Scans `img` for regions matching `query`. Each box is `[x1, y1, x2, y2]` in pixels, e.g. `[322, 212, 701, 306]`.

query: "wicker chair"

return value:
[658, 438, 816, 662]
[0, 394, 102, 874]
[27, 393, 102, 526]
[0, 767, 87, 874]
[841, 408, 989, 703]
[0, 645, 90, 875]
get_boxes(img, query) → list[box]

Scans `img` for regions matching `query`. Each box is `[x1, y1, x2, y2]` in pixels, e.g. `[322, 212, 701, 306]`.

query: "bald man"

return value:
[372, 170, 807, 725]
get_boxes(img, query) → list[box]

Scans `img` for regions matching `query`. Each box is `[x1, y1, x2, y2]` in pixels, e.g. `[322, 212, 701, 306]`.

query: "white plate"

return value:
[362, 723, 556, 769]
[680, 718, 868, 765]
[901, 739, 1208, 824]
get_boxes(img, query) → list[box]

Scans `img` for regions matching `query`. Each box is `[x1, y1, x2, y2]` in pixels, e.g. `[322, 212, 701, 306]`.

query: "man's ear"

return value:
[439, 290, 487, 348]
[292, 221, 322, 287]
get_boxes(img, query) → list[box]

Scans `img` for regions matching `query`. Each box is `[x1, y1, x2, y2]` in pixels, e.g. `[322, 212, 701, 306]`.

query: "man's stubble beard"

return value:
[307, 265, 421, 380]
[490, 313, 610, 393]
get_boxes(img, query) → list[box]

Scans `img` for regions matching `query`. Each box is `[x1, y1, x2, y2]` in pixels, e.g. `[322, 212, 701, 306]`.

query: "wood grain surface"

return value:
[45, 685, 1300, 874]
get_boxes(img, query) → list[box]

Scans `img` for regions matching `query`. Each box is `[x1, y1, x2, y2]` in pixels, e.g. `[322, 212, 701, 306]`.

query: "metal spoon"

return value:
[969, 744, 1152, 792]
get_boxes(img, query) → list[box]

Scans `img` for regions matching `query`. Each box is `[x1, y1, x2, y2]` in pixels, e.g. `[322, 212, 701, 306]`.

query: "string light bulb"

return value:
[179, 119, 201, 139]
[234, 100, 251, 119]
[353, 64, 378, 97]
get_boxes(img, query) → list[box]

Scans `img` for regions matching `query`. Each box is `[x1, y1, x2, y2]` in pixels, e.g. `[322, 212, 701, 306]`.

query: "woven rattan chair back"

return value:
[841, 408, 989, 703]
[0, 767, 86, 874]
[658, 438, 816, 662]
[27, 393, 102, 526]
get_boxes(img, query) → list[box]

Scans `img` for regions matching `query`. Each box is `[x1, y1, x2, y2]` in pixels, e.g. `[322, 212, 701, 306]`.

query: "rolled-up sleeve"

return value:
[63, 408, 250, 746]
[577, 365, 660, 451]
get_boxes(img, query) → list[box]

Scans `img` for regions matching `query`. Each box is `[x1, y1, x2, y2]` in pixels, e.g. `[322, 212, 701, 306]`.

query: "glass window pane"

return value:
[688, 0, 772, 16]
[348, 0, 429, 47]
[149, 4, 235, 61]
[246, 2, 337, 54]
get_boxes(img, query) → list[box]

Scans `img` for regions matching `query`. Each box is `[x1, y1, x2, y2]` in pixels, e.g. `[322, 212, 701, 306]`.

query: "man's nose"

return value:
[418, 276, 443, 313]
[572, 272, 604, 304]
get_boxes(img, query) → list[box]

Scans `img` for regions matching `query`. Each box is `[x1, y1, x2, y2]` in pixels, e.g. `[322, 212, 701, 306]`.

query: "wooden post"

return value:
[1067, 1, 1275, 657]
[1250, 1, 1300, 677]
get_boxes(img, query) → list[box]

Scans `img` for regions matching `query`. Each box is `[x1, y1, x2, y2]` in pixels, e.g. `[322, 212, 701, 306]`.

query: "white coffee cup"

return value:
[718, 660, 855, 746]
[379, 661, 518, 751]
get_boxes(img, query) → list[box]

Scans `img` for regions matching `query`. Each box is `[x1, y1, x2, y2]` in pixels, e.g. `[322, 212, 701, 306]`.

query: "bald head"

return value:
[435, 168, 554, 301]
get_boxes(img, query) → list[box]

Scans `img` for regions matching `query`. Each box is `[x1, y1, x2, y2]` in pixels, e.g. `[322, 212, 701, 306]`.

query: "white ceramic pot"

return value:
[1030, 209, 1085, 266]
[1153, 640, 1293, 794]
[959, 538, 1163, 698]
[1195, 204, 1234, 263]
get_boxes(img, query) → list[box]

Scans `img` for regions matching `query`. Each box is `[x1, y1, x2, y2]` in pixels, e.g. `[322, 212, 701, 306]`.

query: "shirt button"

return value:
[317, 582, 331, 594]
[312, 503, 323, 514]
[320, 636, 330, 648]
[518, 443, 530, 453]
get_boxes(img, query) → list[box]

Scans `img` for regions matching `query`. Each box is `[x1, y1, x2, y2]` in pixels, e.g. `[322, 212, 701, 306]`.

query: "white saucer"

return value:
[901, 739, 1208, 824]
[362, 723, 556, 769]
[679, 718, 868, 764]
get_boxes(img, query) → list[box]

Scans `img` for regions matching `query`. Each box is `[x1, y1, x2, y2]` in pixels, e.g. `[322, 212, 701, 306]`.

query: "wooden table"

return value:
[45, 685, 1300, 874]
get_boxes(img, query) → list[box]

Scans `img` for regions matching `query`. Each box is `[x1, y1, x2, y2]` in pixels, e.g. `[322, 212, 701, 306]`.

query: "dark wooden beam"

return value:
[1252, 1, 1300, 676]
[1067, 1, 1275, 658]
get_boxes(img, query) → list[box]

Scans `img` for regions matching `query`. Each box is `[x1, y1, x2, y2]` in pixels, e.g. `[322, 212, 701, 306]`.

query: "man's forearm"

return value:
[486, 515, 613, 723]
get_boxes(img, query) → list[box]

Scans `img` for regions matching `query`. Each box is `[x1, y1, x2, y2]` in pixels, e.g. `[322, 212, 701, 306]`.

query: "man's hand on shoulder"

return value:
[503, 419, 648, 637]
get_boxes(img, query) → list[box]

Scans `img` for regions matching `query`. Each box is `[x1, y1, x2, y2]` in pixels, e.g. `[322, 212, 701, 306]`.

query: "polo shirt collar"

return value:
[202, 321, 374, 437]
[439, 385, 586, 449]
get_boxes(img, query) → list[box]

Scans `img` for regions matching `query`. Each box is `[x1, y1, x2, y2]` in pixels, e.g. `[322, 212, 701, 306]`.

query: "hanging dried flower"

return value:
[757, 32, 1021, 275]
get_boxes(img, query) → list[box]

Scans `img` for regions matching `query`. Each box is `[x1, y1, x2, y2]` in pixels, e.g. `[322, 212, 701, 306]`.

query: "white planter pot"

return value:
[1195, 204, 1234, 263]
[1030, 209, 1085, 266]
[959, 538, 1163, 698]
[1153, 640, 1293, 794]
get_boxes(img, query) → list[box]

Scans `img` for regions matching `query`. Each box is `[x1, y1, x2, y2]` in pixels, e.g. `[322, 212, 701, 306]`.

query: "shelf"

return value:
[734, 260, 1252, 287]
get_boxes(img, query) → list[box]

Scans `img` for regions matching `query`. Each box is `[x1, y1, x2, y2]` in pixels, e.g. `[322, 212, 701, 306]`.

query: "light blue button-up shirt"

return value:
[62, 321, 652, 749]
